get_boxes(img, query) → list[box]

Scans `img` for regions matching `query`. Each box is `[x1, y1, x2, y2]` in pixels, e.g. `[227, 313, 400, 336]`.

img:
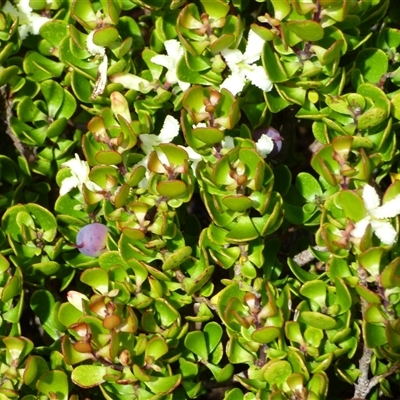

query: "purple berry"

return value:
[253, 127, 283, 157]
[76, 223, 109, 257]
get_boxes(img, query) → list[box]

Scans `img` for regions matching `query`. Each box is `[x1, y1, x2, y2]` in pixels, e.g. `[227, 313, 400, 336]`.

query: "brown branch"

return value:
[350, 266, 399, 399]
[0, 85, 36, 161]
[293, 246, 327, 267]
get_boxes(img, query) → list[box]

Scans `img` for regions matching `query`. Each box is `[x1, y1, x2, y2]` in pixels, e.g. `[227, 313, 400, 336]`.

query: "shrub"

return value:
[0, 0, 400, 399]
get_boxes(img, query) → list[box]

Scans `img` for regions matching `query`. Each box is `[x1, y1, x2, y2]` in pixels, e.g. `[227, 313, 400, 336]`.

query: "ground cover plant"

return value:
[0, 0, 400, 399]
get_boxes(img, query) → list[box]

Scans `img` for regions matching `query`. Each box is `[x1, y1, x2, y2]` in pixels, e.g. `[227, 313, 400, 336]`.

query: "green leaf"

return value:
[144, 374, 182, 395]
[23, 355, 49, 386]
[81, 268, 109, 294]
[162, 246, 192, 271]
[71, 365, 107, 388]
[300, 311, 337, 330]
[356, 48, 388, 84]
[287, 258, 319, 283]
[71, 0, 97, 29]
[264, 360, 292, 387]
[295, 173, 322, 203]
[286, 21, 324, 41]
[95, 150, 123, 165]
[93, 26, 119, 46]
[184, 331, 208, 360]
[145, 336, 169, 360]
[300, 281, 326, 309]
[338, 190, 366, 222]
[23, 51, 64, 82]
[333, 277, 352, 315]
[225, 216, 259, 243]
[0, 65, 19, 86]
[155, 299, 180, 327]
[1, 275, 21, 303]
[30, 290, 65, 340]
[203, 322, 223, 354]
[157, 180, 187, 198]
[262, 43, 288, 83]
[37, 370, 69, 400]
[40, 20, 69, 48]
[251, 326, 280, 344]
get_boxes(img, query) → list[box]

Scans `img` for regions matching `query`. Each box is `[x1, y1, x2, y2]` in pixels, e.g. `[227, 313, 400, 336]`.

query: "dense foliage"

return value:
[0, 0, 400, 399]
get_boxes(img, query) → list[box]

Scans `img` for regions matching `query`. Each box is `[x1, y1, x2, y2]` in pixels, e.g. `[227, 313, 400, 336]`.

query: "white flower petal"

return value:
[62, 154, 89, 180]
[151, 41, 188, 91]
[256, 134, 274, 158]
[59, 176, 80, 196]
[221, 49, 244, 65]
[18, 0, 32, 15]
[363, 184, 381, 212]
[182, 145, 202, 162]
[244, 30, 265, 64]
[371, 220, 397, 245]
[60, 154, 100, 195]
[165, 68, 179, 85]
[155, 149, 170, 167]
[3, 1, 20, 18]
[4, 0, 50, 39]
[159, 115, 180, 142]
[180, 145, 202, 176]
[193, 122, 207, 129]
[139, 134, 159, 155]
[220, 72, 246, 96]
[351, 217, 370, 239]
[151, 54, 174, 70]
[164, 39, 184, 60]
[244, 65, 273, 92]
[222, 136, 235, 149]
[18, 25, 30, 40]
[27, 13, 50, 35]
[86, 181, 102, 193]
[177, 79, 191, 92]
[370, 194, 400, 219]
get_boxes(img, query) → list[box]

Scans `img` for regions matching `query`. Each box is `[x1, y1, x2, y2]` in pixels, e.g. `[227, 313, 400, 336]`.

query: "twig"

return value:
[353, 343, 373, 399]
[0, 85, 36, 161]
[293, 246, 327, 267]
[193, 295, 217, 311]
[353, 265, 373, 399]
[351, 266, 400, 399]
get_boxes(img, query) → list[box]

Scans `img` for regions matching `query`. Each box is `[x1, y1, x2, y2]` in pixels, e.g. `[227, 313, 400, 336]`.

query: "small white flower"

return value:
[220, 30, 273, 96]
[221, 136, 235, 151]
[256, 134, 274, 158]
[137, 116, 202, 187]
[180, 145, 202, 176]
[351, 184, 400, 245]
[221, 135, 274, 158]
[137, 116, 180, 188]
[4, 0, 50, 40]
[139, 115, 180, 155]
[151, 40, 191, 92]
[60, 154, 102, 196]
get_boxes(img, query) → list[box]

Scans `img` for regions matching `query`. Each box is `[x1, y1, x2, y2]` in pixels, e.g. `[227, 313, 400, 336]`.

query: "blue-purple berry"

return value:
[76, 223, 108, 257]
